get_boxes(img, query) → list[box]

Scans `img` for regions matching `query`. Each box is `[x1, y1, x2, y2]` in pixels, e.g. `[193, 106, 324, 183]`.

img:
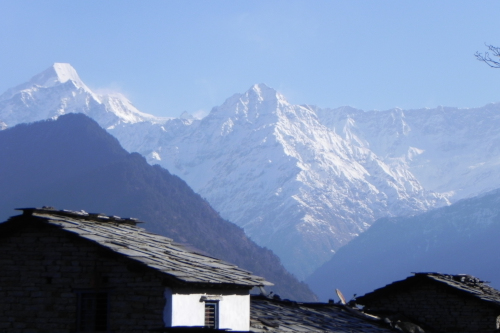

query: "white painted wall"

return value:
[218, 292, 250, 331]
[163, 287, 250, 331]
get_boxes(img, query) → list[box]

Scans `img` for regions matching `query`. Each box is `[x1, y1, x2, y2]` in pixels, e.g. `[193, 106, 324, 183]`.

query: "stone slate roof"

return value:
[5, 207, 271, 287]
[357, 272, 500, 308]
[250, 295, 394, 333]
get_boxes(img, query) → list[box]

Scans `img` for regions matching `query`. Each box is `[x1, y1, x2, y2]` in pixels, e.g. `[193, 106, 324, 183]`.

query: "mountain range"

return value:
[2, 63, 500, 281]
[0, 113, 315, 301]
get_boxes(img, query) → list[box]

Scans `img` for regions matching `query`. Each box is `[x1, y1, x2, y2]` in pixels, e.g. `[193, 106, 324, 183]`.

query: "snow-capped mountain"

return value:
[1, 63, 478, 280]
[109, 84, 447, 279]
[0, 63, 166, 129]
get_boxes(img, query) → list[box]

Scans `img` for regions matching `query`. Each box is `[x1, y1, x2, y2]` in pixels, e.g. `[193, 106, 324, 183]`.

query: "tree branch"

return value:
[475, 44, 500, 68]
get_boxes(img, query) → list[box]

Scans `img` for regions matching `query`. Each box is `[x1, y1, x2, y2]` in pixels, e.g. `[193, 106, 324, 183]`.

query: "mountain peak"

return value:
[52, 63, 82, 82]
[239, 84, 290, 109]
[29, 63, 85, 89]
[211, 84, 289, 121]
[0, 63, 89, 102]
[251, 83, 273, 93]
[180, 111, 195, 120]
[249, 83, 282, 102]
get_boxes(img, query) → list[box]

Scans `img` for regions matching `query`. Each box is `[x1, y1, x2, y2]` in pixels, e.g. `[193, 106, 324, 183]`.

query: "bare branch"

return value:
[475, 44, 500, 68]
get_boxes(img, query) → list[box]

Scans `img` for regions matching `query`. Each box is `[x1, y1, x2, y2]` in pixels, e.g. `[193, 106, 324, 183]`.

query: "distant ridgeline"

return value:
[0, 113, 316, 301]
[307, 188, 500, 301]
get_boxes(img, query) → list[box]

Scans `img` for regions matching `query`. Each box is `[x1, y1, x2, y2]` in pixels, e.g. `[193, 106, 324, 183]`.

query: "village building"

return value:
[0, 207, 272, 332]
[0, 206, 417, 333]
[356, 272, 500, 333]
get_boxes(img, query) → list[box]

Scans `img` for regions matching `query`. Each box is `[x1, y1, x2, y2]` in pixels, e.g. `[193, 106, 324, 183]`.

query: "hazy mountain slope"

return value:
[112, 85, 445, 279]
[317, 104, 500, 201]
[306, 188, 500, 301]
[0, 113, 316, 301]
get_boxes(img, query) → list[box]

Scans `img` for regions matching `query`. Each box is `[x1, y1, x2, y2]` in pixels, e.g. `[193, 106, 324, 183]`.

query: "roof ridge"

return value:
[17, 207, 144, 226]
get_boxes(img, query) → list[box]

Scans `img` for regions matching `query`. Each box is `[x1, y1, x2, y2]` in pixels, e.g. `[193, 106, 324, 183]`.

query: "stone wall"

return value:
[364, 282, 500, 332]
[0, 221, 166, 332]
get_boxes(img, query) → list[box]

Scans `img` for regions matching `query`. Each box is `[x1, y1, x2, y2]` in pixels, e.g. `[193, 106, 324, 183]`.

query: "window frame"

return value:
[204, 301, 219, 329]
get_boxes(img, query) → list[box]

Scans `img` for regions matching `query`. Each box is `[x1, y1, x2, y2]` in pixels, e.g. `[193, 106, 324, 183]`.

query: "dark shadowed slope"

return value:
[306, 189, 500, 301]
[0, 113, 316, 301]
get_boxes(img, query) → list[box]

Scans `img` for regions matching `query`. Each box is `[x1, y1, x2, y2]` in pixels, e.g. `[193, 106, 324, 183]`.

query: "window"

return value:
[204, 301, 219, 329]
[77, 291, 109, 332]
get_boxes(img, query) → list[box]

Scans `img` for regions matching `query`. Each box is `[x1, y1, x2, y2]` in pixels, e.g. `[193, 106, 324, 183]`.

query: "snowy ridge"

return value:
[316, 105, 500, 202]
[0, 63, 165, 129]
[100, 93, 168, 128]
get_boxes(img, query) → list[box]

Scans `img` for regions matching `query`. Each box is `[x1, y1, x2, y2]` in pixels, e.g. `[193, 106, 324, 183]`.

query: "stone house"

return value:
[0, 207, 271, 332]
[356, 272, 500, 333]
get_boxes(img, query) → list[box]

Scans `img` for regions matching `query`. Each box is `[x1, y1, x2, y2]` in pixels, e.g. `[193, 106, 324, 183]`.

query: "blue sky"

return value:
[1, 1, 499, 118]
